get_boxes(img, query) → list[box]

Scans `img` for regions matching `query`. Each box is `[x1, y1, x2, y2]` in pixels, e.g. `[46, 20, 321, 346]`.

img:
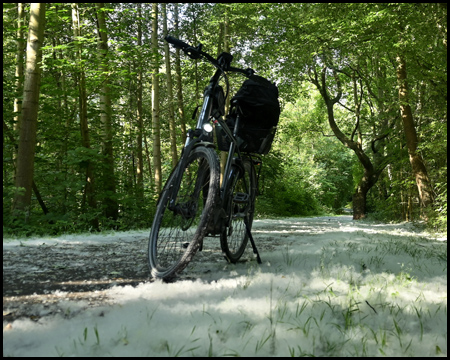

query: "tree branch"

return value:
[371, 114, 398, 153]
[330, 68, 342, 104]
[337, 101, 354, 113]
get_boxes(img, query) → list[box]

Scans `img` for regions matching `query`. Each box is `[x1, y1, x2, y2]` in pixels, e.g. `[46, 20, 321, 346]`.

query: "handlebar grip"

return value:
[165, 35, 190, 50]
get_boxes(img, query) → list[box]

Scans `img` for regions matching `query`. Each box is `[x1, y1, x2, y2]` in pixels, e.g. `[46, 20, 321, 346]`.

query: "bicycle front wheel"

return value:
[220, 158, 257, 263]
[149, 146, 220, 281]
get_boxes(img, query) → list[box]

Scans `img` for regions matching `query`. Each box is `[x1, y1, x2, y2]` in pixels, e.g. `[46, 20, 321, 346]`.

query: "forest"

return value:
[3, 3, 447, 236]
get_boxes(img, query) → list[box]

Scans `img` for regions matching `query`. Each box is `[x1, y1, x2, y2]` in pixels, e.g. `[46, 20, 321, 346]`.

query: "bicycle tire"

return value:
[220, 158, 256, 263]
[149, 146, 220, 280]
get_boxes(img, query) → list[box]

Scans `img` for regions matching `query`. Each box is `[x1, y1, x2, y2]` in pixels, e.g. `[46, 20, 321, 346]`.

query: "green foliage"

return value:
[255, 95, 355, 217]
[2, 3, 446, 235]
[428, 181, 447, 232]
[256, 152, 322, 218]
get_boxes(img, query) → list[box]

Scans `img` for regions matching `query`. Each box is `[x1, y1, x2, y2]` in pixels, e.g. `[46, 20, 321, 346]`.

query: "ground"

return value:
[3, 234, 148, 321]
[3, 226, 263, 322]
[3, 216, 447, 357]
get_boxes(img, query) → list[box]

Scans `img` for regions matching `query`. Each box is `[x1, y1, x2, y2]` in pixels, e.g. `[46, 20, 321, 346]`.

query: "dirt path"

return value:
[3, 232, 261, 322]
[3, 236, 151, 322]
[5, 215, 427, 323]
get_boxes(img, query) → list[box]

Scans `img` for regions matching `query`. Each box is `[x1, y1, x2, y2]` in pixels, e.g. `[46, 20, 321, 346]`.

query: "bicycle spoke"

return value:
[221, 159, 256, 263]
[149, 147, 220, 280]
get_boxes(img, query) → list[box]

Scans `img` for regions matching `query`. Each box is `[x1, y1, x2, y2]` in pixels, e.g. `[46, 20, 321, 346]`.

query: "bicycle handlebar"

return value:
[165, 35, 254, 77]
[165, 35, 190, 50]
[165, 35, 203, 60]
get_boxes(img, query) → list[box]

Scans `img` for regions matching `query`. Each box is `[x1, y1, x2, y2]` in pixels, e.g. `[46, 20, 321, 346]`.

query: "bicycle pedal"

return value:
[233, 192, 249, 204]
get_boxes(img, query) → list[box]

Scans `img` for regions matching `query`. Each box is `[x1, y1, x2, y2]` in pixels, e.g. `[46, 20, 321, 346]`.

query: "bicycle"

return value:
[148, 35, 279, 281]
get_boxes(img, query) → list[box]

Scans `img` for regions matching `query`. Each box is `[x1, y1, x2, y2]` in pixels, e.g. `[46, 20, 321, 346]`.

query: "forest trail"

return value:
[3, 216, 446, 357]
[3, 216, 444, 321]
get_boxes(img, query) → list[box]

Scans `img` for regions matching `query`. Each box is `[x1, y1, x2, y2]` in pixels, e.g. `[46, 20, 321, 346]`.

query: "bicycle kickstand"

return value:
[244, 218, 262, 264]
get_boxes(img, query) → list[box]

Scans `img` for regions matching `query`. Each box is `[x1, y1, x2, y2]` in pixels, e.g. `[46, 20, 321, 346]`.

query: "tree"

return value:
[72, 3, 98, 229]
[396, 55, 434, 211]
[162, 3, 178, 167]
[13, 3, 25, 160]
[135, 3, 145, 196]
[151, 3, 162, 194]
[173, 3, 187, 144]
[307, 63, 388, 219]
[96, 3, 118, 222]
[232, 3, 445, 221]
[13, 3, 46, 215]
[2, 3, 446, 235]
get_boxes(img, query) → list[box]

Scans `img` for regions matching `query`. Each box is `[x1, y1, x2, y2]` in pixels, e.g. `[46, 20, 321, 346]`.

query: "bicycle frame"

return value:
[163, 35, 258, 231]
[149, 36, 263, 281]
[171, 67, 249, 210]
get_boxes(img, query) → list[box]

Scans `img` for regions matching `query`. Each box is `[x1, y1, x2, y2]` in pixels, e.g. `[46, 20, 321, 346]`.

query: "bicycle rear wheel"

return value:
[149, 146, 220, 280]
[220, 158, 256, 263]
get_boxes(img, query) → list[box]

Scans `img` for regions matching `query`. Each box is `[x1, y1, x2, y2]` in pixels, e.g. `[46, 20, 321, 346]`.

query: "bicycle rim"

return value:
[149, 146, 220, 280]
[220, 159, 256, 263]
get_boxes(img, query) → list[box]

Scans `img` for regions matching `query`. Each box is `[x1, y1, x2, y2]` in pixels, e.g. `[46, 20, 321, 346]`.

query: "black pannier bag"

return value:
[217, 75, 280, 154]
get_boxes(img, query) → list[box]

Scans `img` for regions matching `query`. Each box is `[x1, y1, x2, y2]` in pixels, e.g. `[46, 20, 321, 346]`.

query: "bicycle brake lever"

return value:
[185, 43, 203, 60]
[185, 46, 201, 59]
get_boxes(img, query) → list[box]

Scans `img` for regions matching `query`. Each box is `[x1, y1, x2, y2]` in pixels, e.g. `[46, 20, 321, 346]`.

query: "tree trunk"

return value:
[352, 168, 379, 220]
[5, 120, 49, 216]
[32, 180, 49, 215]
[54, 32, 71, 214]
[13, 3, 46, 214]
[163, 3, 178, 168]
[174, 4, 187, 143]
[13, 3, 25, 171]
[135, 3, 144, 196]
[72, 3, 98, 229]
[144, 133, 153, 184]
[96, 3, 118, 221]
[396, 54, 434, 210]
[151, 3, 162, 194]
[309, 64, 387, 219]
